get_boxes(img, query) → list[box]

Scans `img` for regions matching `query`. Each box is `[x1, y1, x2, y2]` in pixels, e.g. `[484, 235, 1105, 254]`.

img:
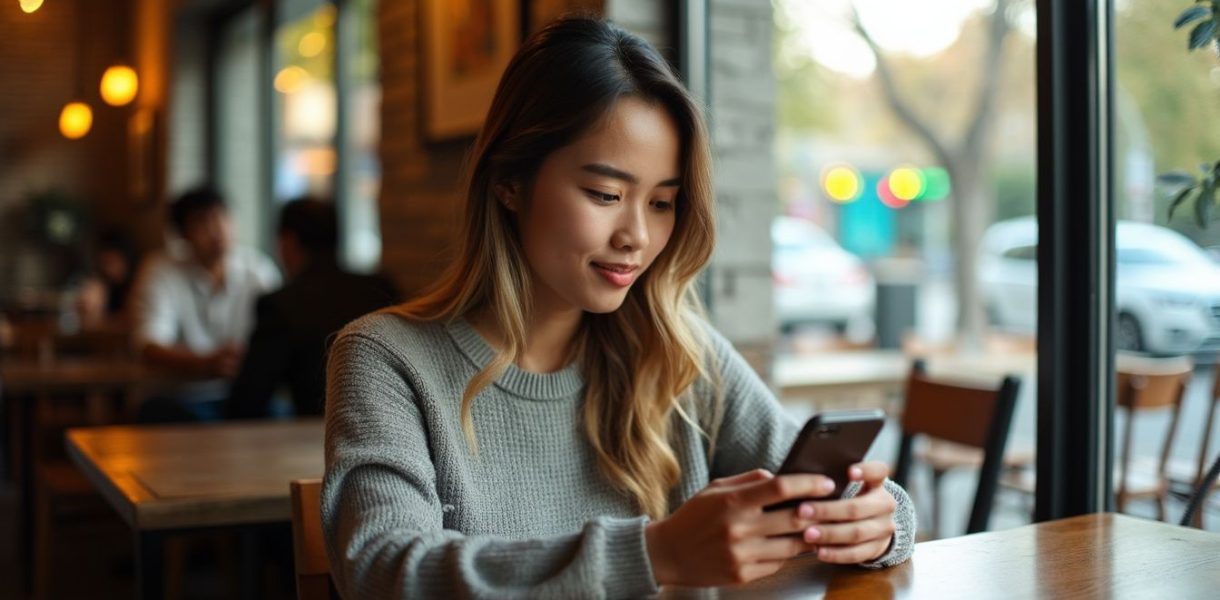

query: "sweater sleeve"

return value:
[700, 325, 916, 568]
[321, 331, 659, 600]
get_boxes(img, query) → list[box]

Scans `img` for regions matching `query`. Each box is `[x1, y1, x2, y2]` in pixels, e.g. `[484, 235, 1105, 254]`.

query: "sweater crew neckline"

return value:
[444, 318, 585, 400]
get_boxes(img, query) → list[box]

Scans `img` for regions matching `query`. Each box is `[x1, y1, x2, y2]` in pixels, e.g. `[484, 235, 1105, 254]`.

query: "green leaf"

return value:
[1158, 170, 1198, 188]
[1195, 183, 1211, 227]
[1195, 180, 1215, 226]
[1175, 6, 1211, 29]
[1168, 186, 1198, 220]
[1189, 19, 1218, 50]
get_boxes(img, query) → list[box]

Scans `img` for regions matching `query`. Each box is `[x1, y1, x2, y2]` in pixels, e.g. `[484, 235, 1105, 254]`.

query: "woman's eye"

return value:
[652, 199, 674, 211]
[583, 189, 620, 203]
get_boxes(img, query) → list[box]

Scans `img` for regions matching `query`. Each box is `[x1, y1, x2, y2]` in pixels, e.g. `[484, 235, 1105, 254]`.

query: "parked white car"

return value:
[772, 216, 875, 332]
[979, 216, 1220, 354]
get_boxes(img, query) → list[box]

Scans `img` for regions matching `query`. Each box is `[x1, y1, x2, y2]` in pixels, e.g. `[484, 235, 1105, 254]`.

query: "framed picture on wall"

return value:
[422, 0, 521, 139]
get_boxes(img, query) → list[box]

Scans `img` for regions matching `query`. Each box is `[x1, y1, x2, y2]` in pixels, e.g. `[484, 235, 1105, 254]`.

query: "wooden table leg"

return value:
[136, 529, 166, 600]
[17, 392, 32, 596]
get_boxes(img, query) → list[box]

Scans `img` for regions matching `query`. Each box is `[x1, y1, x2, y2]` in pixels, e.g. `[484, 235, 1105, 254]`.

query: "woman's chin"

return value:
[582, 293, 631, 314]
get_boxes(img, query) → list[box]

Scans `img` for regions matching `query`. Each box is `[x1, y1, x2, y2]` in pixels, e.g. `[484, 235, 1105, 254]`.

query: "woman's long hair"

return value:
[386, 17, 718, 519]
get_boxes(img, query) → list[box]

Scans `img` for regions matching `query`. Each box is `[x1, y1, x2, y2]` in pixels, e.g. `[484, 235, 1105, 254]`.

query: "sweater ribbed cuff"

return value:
[597, 516, 661, 599]
[859, 479, 916, 569]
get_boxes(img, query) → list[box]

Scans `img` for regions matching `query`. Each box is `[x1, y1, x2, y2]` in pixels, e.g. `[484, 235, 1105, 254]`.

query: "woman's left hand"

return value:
[797, 461, 897, 564]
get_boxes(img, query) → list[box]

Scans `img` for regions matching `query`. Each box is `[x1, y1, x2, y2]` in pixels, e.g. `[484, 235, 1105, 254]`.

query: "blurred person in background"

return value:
[74, 228, 139, 327]
[225, 198, 399, 419]
[131, 186, 281, 422]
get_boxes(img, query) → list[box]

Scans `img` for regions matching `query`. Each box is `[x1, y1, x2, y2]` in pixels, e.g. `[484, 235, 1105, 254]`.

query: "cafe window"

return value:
[772, 0, 1038, 538]
[205, 0, 381, 270]
[1109, 0, 1220, 526]
[215, 4, 269, 252]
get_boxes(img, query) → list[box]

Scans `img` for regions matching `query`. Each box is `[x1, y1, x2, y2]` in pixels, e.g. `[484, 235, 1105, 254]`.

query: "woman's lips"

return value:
[591, 262, 638, 287]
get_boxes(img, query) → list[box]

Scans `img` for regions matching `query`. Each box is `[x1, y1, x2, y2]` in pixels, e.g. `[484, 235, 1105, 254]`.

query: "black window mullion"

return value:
[1034, 0, 1116, 521]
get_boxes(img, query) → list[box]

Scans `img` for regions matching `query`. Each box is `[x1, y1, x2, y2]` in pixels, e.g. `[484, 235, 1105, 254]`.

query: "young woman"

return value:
[323, 16, 915, 598]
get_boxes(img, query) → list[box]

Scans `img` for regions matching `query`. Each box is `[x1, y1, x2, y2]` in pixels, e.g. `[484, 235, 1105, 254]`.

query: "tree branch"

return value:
[853, 9, 955, 168]
[962, 0, 1014, 155]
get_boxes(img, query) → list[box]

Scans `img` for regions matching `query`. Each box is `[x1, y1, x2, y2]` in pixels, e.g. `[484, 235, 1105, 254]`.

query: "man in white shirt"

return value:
[132, 186, 281, 421]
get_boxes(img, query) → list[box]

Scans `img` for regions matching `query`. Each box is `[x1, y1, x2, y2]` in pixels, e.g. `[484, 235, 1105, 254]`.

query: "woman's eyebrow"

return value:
[581, 163, 681, 187]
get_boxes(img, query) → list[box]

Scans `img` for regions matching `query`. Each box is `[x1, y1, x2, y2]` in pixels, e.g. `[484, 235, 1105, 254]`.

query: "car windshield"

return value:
[989, 222, 1214, 270]
[1116, 230, 1213, 269]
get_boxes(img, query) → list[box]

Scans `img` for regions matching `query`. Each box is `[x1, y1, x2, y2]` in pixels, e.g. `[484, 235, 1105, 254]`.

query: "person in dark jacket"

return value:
[226, 198, 400, 419]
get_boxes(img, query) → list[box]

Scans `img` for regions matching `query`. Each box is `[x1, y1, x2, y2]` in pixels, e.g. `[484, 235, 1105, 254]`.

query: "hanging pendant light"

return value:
[59, 101, 93, 139]
[60, 0, 91, 139]
[99, 0, 138, 107]
[19, 0, 44, 14]
[100, 64, 138, 106]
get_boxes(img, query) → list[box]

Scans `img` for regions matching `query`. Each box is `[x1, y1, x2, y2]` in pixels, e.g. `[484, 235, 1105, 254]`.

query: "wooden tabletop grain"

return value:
[65, 418, 324, 531]
[661, 513, 1220, 599]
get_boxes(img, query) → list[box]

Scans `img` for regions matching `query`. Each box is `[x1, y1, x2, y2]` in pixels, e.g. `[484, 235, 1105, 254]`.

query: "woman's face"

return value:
[511, 96, 681, 317]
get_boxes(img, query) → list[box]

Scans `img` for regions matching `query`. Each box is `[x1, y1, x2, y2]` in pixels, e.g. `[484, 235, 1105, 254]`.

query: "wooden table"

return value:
[66, 418, 325, 599]
[662, 513, 1220, 598]
[1, 357, 165, 593]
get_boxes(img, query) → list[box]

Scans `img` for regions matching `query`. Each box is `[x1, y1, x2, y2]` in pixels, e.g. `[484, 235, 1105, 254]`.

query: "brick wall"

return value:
[376, 0, 604, 297]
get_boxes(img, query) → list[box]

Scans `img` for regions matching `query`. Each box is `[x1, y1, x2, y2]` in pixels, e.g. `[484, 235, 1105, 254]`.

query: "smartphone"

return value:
[764, 409, 886, 511]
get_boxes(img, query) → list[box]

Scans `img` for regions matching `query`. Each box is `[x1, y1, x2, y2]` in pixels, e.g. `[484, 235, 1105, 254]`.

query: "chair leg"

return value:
[33, 474, 51, 600]
[930, 468, 946, 539]
[1156, 495, 1166, 522]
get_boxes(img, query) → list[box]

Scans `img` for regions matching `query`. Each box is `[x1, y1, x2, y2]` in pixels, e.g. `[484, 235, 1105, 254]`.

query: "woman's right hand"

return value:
[644, 469, 837, 587]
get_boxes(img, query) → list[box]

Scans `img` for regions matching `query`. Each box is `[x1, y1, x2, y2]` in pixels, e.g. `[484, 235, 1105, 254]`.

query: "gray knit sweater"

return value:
[322, 313, 915, 599]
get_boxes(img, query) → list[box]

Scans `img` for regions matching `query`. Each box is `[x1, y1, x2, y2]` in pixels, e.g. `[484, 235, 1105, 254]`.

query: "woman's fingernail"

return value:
[849, 466, 863, 479]
[804, 527, 821, 542]
[799, 502, 815, 519]
[822, 479, 836, 493]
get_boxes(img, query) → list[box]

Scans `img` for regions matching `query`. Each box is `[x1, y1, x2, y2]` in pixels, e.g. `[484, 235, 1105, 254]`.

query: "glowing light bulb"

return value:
[274, 66, 308, 94]
[298, 31, 326, 57]
[888, 166, 924, 201]
[19, 0, 44, 14]
[59, 102, 92, 139]
[921, 167, 952, 201]
[100, 65, 139, 106]
[822, 164, 862, 203]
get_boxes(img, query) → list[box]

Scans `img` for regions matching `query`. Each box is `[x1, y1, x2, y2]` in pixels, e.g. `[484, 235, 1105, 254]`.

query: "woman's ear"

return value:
[494, 181, 520, 211]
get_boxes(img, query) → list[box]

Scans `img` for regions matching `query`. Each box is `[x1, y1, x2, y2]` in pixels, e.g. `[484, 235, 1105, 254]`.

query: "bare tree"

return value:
[853, 0, 1014, 345]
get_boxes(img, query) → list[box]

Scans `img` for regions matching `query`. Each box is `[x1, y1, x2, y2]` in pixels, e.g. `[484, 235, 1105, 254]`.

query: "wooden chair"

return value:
[1113, 361, 1191, 521]
[290, 478, 335, 600]
[892, 360, 1021, 536]
[1177, 368, 1220, 527]
[33, 460, 124, 598]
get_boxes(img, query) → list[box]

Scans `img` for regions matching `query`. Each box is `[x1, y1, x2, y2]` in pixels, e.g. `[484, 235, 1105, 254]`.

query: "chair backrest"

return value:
[290, 479, 334, 600]
[892, 360, 1021, 534]
[1114, 362, 1191, 501]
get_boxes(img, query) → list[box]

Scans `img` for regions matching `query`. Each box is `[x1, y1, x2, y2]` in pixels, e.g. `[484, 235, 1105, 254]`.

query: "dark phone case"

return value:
[764, 410, 885, 512]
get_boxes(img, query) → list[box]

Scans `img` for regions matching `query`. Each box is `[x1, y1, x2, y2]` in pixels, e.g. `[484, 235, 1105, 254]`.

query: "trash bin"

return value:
[872, 257, 920, 349]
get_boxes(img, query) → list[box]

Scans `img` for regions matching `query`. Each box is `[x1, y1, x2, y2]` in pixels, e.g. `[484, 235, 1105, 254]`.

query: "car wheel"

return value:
[1116, 313, 1144, 352]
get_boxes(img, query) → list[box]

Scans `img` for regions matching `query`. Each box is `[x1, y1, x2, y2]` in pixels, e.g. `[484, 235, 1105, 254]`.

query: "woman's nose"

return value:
[611, 203, 649, 251]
